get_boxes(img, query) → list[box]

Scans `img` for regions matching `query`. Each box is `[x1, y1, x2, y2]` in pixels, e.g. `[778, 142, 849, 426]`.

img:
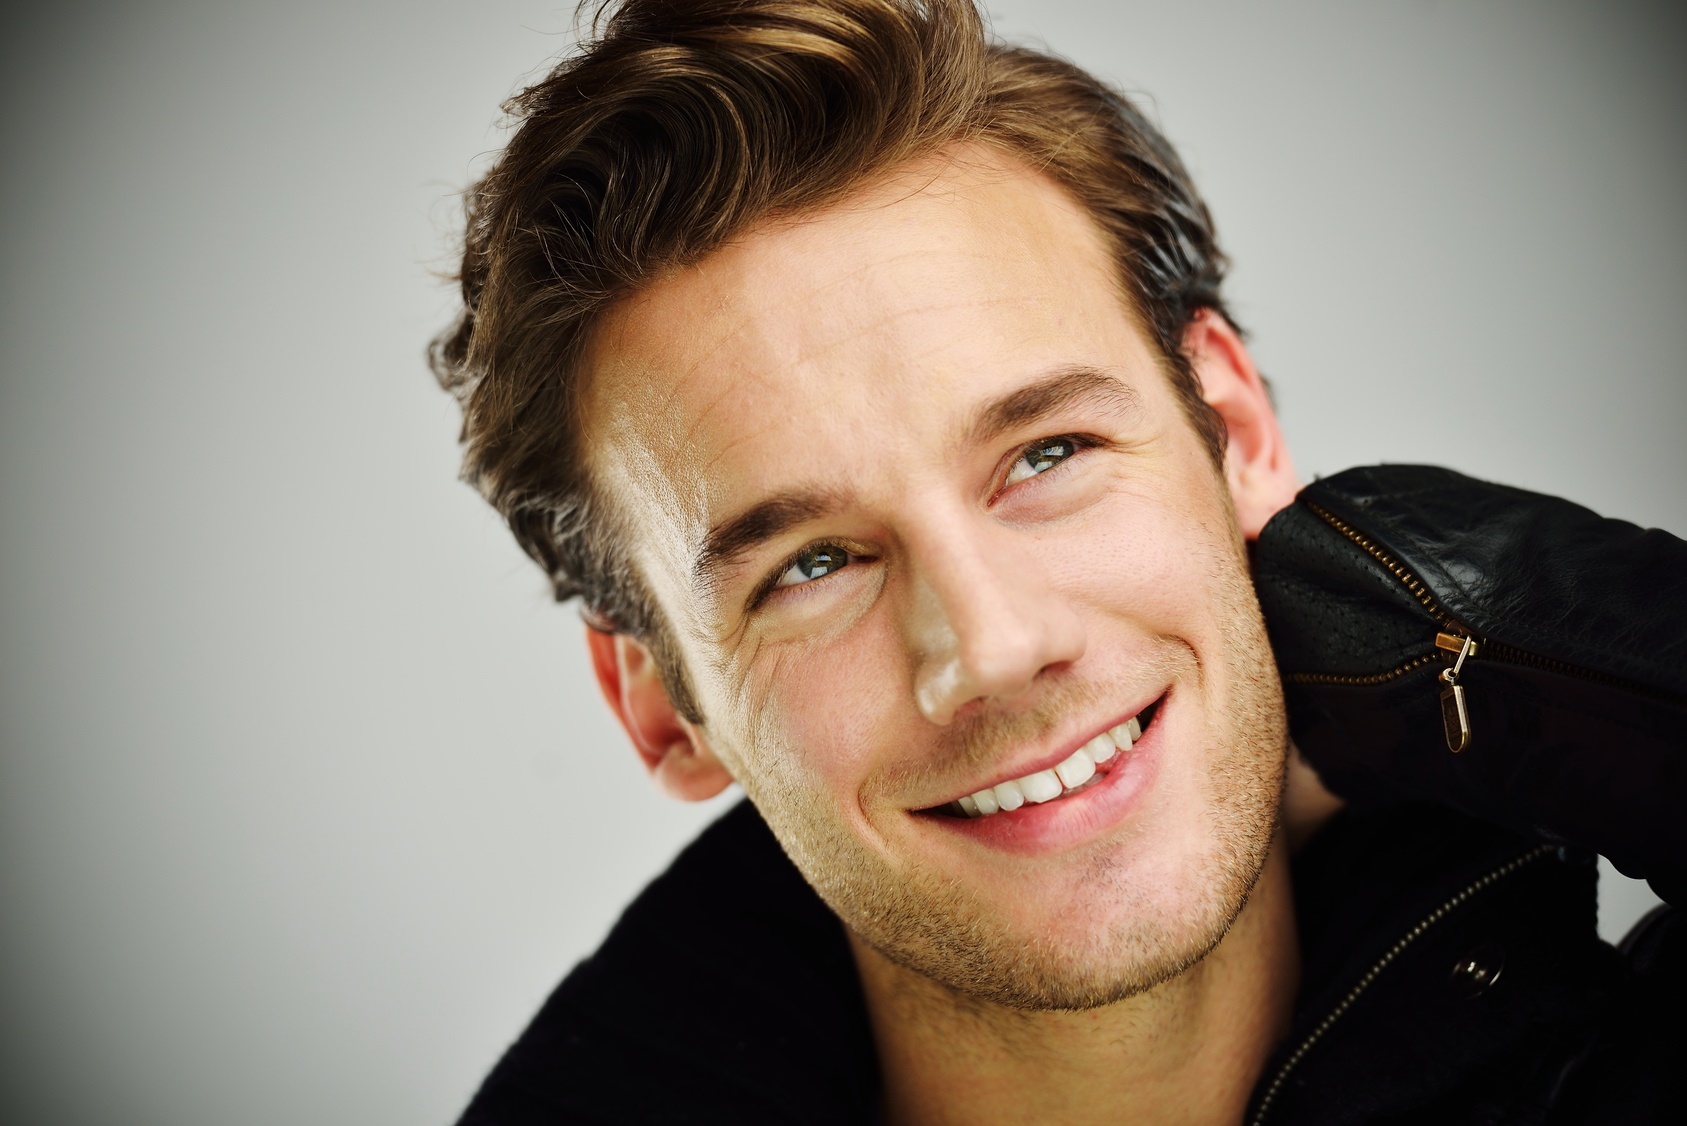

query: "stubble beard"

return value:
[746, 546, 1289, 1013]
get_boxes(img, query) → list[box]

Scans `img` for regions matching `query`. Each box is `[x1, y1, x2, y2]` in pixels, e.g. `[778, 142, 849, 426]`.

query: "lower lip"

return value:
[916, 697, 1168, 856]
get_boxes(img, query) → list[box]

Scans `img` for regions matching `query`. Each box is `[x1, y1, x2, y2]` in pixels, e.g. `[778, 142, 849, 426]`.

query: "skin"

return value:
[583, 147, 1340, 1123]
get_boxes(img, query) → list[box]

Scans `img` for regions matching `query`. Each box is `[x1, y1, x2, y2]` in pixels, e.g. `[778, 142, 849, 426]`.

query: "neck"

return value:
[850, 834, 1299, 1126]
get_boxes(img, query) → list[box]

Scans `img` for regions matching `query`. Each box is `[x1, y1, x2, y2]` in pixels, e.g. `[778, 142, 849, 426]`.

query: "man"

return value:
[433, 1, 1680, 1121]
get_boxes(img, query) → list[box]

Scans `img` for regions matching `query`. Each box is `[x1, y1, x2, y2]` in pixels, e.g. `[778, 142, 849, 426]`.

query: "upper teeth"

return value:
[953, 714, 1142, 819]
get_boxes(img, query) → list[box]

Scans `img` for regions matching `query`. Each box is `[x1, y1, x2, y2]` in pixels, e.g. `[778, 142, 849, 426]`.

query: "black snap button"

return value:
[1449, 943, 1505, 998]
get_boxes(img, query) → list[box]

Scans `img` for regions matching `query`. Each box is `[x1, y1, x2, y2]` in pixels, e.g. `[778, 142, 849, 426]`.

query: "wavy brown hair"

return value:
[431, 0, 1233, 721]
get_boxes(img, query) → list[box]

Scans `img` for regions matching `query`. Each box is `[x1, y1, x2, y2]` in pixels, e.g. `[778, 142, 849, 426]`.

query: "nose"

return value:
[904, 516, 1088, 726]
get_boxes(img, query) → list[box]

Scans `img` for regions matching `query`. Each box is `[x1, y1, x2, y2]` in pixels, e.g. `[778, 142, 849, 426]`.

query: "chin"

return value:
[826, 783, 1275, 1013]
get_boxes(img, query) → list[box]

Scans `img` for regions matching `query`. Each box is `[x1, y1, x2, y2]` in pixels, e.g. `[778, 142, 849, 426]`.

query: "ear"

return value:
[1181, 309, 1300, 539]
[586, 627, 734, 802]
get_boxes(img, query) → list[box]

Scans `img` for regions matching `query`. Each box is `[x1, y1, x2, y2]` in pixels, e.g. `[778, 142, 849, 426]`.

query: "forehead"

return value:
[580, 147, 1159, 597]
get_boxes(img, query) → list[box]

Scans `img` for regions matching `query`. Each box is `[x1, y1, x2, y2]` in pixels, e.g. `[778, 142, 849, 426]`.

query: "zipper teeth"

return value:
[1283, 653, 1438, 688]
[1466, 633, 1660, 690]
[1305, 502, 1687, 706]
[1305, 502, 1454, 628]
[1247, 844, 1555, 1126]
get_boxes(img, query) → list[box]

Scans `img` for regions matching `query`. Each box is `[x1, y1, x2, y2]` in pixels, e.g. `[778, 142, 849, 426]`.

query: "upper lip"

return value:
[917, 688, 1164, 809]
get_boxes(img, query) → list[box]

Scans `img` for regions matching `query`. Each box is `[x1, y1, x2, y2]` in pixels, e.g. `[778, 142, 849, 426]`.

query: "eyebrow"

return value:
[692, 365, 1140, 588]
[695, 489, 850, 589]
[961, 365, 1140, 450]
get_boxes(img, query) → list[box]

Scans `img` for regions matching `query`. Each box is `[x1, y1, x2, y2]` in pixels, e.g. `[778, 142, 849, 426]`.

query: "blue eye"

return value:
[774, 545, 851, 588]
[1004, 438, 1078, 486]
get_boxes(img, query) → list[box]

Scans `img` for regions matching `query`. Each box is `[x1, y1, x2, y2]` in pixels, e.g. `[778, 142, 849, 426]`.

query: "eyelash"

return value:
[750, 433, 1100, 608]
[995, 433, 1099, 496]
[751, 542, 870, 609]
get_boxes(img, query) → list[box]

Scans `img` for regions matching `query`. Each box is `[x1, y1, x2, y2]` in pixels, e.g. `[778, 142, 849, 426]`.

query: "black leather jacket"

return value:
[455, 799, 1679, 1124]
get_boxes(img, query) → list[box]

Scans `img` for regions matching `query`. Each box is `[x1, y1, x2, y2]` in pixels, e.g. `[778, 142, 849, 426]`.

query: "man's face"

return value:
[585, 148, 1288, 1009]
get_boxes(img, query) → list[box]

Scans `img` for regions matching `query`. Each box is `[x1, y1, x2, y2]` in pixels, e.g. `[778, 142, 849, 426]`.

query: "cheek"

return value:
[1053, 473, 1241, 631]
[720, 625, 904, 808]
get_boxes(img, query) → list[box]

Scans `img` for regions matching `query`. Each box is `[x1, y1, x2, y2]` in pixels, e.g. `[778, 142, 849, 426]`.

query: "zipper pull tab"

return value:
[1436, 633, 1476, 753]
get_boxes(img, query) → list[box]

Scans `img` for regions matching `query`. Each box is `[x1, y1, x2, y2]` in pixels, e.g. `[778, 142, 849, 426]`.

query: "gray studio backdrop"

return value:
[2, 2, 1682, 1123]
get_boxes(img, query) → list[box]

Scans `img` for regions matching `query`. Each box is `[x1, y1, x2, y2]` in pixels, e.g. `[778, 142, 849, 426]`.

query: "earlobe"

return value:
[1181, 310, 1300, 539]
[586, 627, 735, 802]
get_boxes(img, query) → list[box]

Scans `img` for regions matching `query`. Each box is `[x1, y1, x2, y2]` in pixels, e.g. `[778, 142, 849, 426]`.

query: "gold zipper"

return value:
[1283, 653, 1438, 688]
[1283, 501, 1685, 754]
[1301, 502, 1461, 627]
[1436, 633, 1476, 753]
[1279, 503, 1480, 753]
[1247, 844, 1557, 1125]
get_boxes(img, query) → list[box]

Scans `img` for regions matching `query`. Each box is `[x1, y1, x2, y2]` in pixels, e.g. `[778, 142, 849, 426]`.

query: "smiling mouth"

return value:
[925, 696, 1164, 819]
